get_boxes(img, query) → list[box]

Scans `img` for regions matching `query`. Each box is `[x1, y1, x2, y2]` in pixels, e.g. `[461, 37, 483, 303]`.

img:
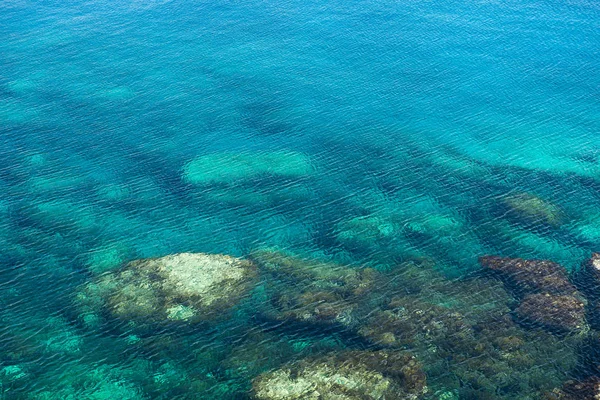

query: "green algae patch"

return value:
[182, 150, 314, 185]
[502, 193, 566, 227]
[32, 363, 146, 400]
[86, 243, 134, 274]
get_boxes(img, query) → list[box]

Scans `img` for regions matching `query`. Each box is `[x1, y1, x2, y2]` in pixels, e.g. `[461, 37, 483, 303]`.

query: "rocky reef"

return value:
[251, 350, 427, 400]
[357, 296, 476, 355]
[515, 293, 587, 333]
[479, 255, 579, 296]
[544, 377, 600, 399]
[75, 252, 257, 330]
[480, 255, 588, 334]
[58, 249, 600, 398]
[250, 248, 378, 329]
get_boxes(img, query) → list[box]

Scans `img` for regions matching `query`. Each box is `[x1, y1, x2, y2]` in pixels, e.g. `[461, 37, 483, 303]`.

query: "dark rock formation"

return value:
[479, 255, 578, 296]
[250, 249, 378, 329]
[357, 296, 476, 356]
[515, 293, 587, 334]
[480, 255, 589, 336]
[543, 377, 600, 399]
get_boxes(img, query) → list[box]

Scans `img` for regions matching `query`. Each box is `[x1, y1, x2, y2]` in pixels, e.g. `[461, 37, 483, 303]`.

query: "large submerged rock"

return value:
[251, 350, 427, 400]
[480, 255, 588, 335]
[251, 249, 377, 296]
[76, 253, 257, 329]
[578, 253, 600, 295]
[577, 253, 600, 329]
[515, 293, 587, 334]
[501, 193, 565, 227]
[250, 249, 378, 329]
[544, 377, 600, 399]
[357, 296, 476, 356]
[182, 151, 314, 186]
[479, 255, 578, 296]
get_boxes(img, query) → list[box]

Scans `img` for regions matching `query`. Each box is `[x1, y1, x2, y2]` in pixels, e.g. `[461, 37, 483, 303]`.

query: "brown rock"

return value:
[480, 255, 578, 296]
[515, 293, 587, 334]
[251, 249, 378, 328]
[544, 377, 600, 399]
[357, 296, 476, 357]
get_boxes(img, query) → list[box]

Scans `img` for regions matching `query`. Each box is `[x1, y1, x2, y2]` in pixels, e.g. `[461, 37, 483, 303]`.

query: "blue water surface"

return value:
[1, 0, 600, 398]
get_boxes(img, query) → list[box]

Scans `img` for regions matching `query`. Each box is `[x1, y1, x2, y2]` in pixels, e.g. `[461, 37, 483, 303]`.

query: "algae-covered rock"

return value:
[479, 255, 578, 296]
[543, 377, 600, 399]
[515, 293, 587, 334]
[251, 350, 427, 400]
[250, 248, 377, 296]
[267, 289, 359, 328]
[357, 296, 475, 355]
[250, 249, 378, 328]
[335, 215, 401, 250]
[76, 253, 257, 329]
[502, 193, 565, 227]
[182, 150, 314, 185]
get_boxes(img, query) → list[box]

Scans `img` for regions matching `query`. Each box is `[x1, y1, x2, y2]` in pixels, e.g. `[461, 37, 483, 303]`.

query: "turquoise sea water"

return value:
[1, 0, 600, 398]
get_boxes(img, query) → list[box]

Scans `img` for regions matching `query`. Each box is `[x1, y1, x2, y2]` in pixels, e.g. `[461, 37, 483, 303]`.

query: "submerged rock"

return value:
[574, 253, 600, 329]
[250, 249, 378, 328]
[251, 248, 377, 296]
[251, 350, 427, 400]
[182, 151, 314, 186]
[76, 253, 257, 329]
[268, 289, 359, 328]
[479, 255, 578, 296]
[543, 377, 600, 399]
[515, 293, 587, 334]
[481, 255, 588, 335]
[502, 193, 565, 227]
[357, 296, 475, 355]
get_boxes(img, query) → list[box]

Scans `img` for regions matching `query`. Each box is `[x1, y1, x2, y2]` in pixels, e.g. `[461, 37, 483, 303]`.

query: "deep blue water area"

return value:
[1, 0, 600, 398]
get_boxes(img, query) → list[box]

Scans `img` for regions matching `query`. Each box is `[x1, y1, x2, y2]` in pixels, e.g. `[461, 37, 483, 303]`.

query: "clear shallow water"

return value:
[1, 0, 600, 398]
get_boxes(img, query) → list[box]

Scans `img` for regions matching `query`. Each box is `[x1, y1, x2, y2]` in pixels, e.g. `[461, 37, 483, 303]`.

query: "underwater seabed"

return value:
[3, 243, 600, 399]
[1, 146, 600, 399]
[1, 0, 599, 396]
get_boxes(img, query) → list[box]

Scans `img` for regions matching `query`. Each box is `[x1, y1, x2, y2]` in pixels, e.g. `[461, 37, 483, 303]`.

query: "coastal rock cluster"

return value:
[5, 240, 598, 399]
[479, 255, 587, 333]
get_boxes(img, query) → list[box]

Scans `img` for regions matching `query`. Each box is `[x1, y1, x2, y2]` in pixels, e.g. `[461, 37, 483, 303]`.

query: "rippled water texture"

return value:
[1, 0, 600, 398]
